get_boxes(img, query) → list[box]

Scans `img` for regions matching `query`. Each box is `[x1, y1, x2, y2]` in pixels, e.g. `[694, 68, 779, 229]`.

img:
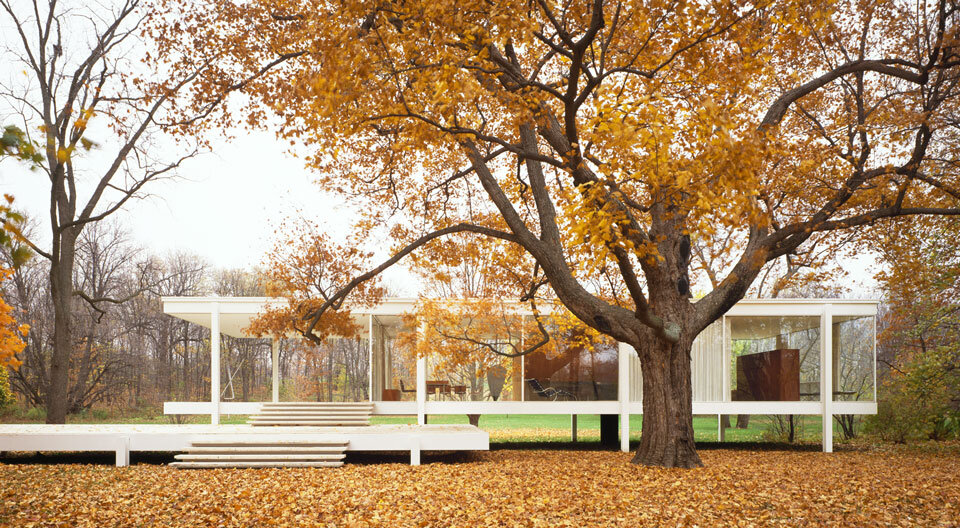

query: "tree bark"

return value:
[45, 231, 78, 424]
[630, 334, 703, 468]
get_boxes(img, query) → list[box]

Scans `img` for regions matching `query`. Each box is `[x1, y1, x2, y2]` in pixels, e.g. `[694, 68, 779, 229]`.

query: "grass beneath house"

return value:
[371, 414, 832, 444]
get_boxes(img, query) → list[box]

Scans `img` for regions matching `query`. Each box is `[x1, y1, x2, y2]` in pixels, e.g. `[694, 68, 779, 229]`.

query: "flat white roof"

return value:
[161, 296, 880, 339]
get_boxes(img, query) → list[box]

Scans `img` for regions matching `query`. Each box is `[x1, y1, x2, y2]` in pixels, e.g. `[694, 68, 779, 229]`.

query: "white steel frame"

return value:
[160, 296, 880, 454]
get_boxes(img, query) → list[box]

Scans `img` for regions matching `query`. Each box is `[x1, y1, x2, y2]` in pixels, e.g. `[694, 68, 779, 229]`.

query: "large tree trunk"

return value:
[46, 232, 78, 424]
[630, 334, 702, 468]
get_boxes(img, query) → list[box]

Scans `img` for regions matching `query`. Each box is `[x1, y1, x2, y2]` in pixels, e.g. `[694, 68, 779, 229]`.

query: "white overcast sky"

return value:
[2, 129, 342, 270]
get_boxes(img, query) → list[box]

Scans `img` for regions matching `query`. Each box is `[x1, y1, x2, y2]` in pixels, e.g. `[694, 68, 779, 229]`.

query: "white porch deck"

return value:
[0, 424, 489, 467]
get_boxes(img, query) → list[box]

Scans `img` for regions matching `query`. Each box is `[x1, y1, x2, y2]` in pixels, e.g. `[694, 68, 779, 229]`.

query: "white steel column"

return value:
[520, 315, 525, 401]
[417, 323, 426, 424]
[618, 341, 630, 452]
[416, 356, 426, 424]
[821, 303, 834, 453]
[368, 314, 374, 402]
[271, 339, 280, 403]
[721, 315, 730, 440]
[210, 302, 221, 425]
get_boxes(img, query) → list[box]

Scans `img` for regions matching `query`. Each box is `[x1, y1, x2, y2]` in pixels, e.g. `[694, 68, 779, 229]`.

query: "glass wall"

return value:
[283, 336, 370, 402]
[727, 315, 821, 401]
[428, 351, 522, 401]
[832, 315, 876, 401]
[372, 318, 417, 401]
[523, 341, 618, 401]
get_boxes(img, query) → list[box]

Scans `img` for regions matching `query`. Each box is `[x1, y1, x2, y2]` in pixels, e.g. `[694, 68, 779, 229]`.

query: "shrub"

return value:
[865, 347, 960, 442]
[24, 406, 45, 421]
[762, 415, 809, 443]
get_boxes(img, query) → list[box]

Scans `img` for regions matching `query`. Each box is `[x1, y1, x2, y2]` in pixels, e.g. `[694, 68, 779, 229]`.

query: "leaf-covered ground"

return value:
[2, 444, 959, 527]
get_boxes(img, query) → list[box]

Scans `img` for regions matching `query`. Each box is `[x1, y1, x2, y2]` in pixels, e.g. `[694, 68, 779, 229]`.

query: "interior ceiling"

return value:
[167, 312, 408, 339]
[729, 316, 820, 341]
[169, 305, 872, 341]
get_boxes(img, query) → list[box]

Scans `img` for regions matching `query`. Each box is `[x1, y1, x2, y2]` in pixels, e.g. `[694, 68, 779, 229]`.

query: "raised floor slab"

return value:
[0, 424, 489, 467]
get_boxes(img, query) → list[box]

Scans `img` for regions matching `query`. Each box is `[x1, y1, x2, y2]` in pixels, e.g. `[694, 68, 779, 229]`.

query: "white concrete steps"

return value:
[189, 435, 349, 446]
[184, 446, 344, 454]
[255, 409, 372, 415]
[247, 402, 373, 427]
[171, 436, 349, 469]
[249, 420, 371, 426]
[176, 454, 345, 462]
[258, 403, 373, 408]
[172, 461, 344, 469]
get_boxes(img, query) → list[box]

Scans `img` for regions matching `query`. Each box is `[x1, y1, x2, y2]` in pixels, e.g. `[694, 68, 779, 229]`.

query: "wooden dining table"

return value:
[426, 380, 450, 399]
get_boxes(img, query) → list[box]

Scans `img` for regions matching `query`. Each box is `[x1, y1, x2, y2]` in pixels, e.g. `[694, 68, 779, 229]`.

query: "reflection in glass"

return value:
[832, 316, 875, 401]
[427, 346, 522, 401]
[523, 341, 618, 401]
[728, 316, 821, 401]
[290, 336, 370, 402]
[372, 317, 417, 402]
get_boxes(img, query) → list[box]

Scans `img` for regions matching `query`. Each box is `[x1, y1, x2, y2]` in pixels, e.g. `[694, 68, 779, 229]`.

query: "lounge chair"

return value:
[526, 378, 576, 401]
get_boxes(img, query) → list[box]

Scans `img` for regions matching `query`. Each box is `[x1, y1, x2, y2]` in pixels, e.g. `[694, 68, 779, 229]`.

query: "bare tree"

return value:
[0, 0, 219, 422]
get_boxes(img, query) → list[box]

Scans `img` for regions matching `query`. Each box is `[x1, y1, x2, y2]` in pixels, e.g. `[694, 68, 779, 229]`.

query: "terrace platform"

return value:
[0, 424, 489, 467]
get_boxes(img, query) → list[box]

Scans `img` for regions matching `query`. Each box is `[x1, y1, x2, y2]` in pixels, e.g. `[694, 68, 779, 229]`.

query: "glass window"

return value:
[429, 351, 521, 402]
[728, 315, 821, 401]
[523, 340, 618, 401]
[832, 315, 876, 401]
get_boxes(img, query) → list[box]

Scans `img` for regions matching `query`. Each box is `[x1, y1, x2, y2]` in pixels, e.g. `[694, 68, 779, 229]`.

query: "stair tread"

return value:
[191, 438, 349, 446]
[185, 446, 347, 453]
[172, 461, 343, 469]
[255, 410, 372, 414]
[248, 423, 370, 426]
[247, 416, 370, 424]
[260, 407, 373, 410]
[176, 454, 346, 461]
[249, 417, 370, 421]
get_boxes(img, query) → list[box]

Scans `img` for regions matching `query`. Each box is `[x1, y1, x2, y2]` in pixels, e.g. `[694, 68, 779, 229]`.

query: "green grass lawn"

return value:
[1, 406, 838, 444]
[371, 413, 830, 443]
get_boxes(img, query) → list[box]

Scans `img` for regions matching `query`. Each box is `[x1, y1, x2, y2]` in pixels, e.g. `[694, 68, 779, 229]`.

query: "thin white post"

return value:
[721, 314, 729, 442]
[571, 414, 578, 442]
[410, 435, 421, 466]
[872, 315, 878, 402]
[115, 436, 130, 467]
[368, 314, 374, 402]
[416, 323, 426, 425]
[520, 315, 525, 401]
[271, 339, 280, 403]
[821, 303, 834, 453]
[210, 302, 221, 425]
[416, 355, 426, 425]
[722, 315, 730, 402]
[618, 341, 629, 452]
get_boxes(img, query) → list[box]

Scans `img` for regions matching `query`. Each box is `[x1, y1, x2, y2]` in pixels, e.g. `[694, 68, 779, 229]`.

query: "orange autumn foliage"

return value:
[3, 447, 960, 526]
[0, 192, 29, 369]
[0, 269, 28, 369]
[155, 0, 960, 333]
[247, 222, 385, 342]
[156, 0, 960, 467]
[396, 232, 614, 376]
